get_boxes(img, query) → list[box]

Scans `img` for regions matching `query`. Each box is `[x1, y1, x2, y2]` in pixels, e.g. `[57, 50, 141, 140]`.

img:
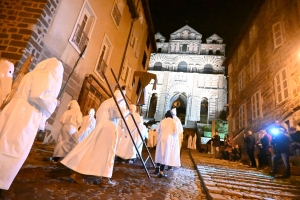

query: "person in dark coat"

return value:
[270, 128, 292, 178]
[244, 131, 256, 167]
[212, 131, 220, 158]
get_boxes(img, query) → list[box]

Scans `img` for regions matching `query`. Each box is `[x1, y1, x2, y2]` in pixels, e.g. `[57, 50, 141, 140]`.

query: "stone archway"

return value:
[170, 93, 187, 124]
[148, 93, 158, 118]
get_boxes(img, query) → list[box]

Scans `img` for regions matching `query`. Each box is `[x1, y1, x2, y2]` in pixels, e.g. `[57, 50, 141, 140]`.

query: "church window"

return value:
[192, 67, 197, 73]
[203, 64, 213, 74]
[95, 34, 113, 81]
[69, 0, 96, 54]
[216, 50, 221, 55]
[200, 98, 208, 123]
[177, 61, 187, 72]
[201, 49, 206, 55]
[142, 52, 147, 69]
[274, 68, 289, 104]
[249, 49, 260, 78]
[182, 44, 187, 52]
[272, 22, 283, 49]
[251, 91, 262, 120]
[239, 103, 246, 129]
[238, 70, 245, 91]
[208, 49, 213, 55]
[111, 0, 125, 28]
[153, 62, 162, 71]
[157, 48, 162, 53]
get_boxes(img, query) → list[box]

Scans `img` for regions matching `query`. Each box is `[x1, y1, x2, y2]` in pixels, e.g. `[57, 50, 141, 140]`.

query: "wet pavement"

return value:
[189, 150, 300, 200]
[0, 141, 207, 200]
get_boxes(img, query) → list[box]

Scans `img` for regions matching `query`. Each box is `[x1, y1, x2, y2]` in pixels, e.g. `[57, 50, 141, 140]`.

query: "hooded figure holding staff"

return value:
[0, 57, 63, 193]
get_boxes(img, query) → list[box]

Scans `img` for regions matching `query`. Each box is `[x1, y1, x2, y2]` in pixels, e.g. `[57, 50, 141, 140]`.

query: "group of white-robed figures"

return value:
[0, 57, 184, 192]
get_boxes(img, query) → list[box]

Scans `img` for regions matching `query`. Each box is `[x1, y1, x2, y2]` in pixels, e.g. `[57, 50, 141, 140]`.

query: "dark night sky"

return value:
[148, 0, 260, 54]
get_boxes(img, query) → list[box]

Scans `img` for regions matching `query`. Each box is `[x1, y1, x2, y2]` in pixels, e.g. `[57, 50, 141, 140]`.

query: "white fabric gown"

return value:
[0, 59, 14, 106]
[53, 100, 82, 158]
[61, 91, 122, 178]
[136, 124, 148, 157]
[147, 128, 154, 147]
[192, 134, 197, 149]
[76, 110, 96, 143]
[168, 116, 182, 166]
[0, 58, 63, 190]
[155, 117, 180, 167]
[187, 135, 193, 149]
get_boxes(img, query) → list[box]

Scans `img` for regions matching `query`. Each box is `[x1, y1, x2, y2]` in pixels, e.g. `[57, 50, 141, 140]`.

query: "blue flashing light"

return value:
[270, 128, 279, 135]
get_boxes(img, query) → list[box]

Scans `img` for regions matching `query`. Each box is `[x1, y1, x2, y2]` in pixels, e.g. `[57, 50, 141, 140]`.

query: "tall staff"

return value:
[57, 45, 87, 100]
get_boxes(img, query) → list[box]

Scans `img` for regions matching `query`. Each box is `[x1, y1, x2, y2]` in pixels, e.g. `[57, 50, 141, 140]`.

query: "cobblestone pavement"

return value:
[0, 141, 207, 200]
[189, 150, 300, 200]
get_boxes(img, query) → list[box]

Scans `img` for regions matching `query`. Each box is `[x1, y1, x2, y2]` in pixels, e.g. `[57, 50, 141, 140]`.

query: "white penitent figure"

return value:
[116, 104, 141, 160]
[136, 117, 148, 157]
[0, 58, 63, 191]
[0, 59, 14, 106]
[76, 108, 96, 143]
[166, 108, 183, 170]
[61, 89, 125, 187]
[187, 135, 193, 149]
[192, 134, 197, 150]
[53, 100, 82, 161]
[154, 111, 179, 178]
[147, 127, 155, 148]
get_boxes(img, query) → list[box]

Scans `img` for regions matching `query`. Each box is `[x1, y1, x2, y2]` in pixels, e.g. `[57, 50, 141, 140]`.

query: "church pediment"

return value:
[206, 34, 223, 44]
[170, 25, 202, 40]
[155, 32, 166, 42]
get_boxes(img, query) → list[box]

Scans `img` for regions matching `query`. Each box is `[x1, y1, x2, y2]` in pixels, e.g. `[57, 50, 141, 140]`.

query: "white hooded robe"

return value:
[155, 117, 179, 167]
[61, 90, 123, 178]
[0, 58, 63, 190]
[53, 100, 82, 158]
[0, 59, 14, 106]
[76, 108, 96, 143]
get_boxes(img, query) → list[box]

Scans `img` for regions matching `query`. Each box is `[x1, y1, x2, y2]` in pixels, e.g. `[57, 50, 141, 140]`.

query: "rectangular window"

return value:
[272, 22, 283, 48]
[274, 68, 289, 104]
[239, 104, 246, 129]
[249, 49, 260, 78]
[238, 71, 245, 91]
[111, 0, 125, 28]
[142, 52, 147, 69]
[69, 1, 96, 53]
[95, 35, 113, 81]
[251, 91, 262, 119]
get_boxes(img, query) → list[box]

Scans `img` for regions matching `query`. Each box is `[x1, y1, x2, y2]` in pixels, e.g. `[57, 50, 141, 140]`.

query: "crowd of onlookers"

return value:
[208, 121, 300, 178]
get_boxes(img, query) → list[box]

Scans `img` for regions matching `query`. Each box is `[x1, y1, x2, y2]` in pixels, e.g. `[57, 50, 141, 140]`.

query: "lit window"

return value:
[111, 0, 125, 28]
[274, 68, 289, 104]
[95, 35, 113, 81]
[69, 0, 96, 53]
[272, 22, 283, 48]
[238, 70, 245, 91]
[249, 49, 260, 78]
[239, 104, 246, 129]
[251, 91, 262, 120]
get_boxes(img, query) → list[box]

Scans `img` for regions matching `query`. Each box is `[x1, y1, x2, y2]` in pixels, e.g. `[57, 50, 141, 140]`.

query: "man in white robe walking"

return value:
[154, 111, 178, 178]
[76, 108, 96, 143]
[61, 89, 125, 187]
[0, 58, 63, 194]
[53, 100, 82, 162]
[0, 59, 14, 107]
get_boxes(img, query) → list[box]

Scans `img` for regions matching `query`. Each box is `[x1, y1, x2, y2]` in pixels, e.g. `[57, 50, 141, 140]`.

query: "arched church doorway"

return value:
[200, 97, 208, 123]
[148, 93, 158, 118]
[154, 62, 162, 71]
[170, 93, 187, 124]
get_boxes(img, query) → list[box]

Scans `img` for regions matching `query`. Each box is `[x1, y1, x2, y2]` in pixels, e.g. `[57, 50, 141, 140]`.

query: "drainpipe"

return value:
[117, 0, 140, 81]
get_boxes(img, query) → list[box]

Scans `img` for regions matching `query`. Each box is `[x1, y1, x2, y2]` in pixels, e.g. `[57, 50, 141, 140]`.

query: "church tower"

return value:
[143, 25, 227, 128]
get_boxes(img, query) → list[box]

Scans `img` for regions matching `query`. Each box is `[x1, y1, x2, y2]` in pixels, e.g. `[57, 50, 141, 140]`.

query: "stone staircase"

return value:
[190, 151, 300, 200]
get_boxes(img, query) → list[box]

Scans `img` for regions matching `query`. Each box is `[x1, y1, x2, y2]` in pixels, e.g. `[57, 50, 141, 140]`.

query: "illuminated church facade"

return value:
[142, 25, 227, 128]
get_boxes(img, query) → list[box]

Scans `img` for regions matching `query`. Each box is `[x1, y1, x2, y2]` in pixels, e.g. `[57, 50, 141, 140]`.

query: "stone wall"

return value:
[0, 0, 60, 73]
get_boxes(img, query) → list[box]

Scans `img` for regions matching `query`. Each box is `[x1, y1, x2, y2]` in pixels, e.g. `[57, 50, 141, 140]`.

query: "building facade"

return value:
[224, 0, 300, 144]
[0, 0, 156, 137]
[143, 25, 227, 128]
